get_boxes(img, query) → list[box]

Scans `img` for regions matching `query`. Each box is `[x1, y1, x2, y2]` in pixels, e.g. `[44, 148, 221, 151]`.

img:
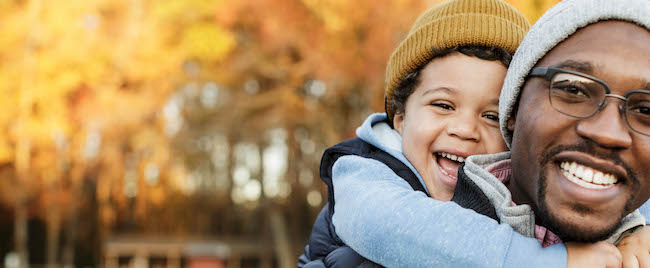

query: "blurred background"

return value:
[0, 0, 559, 267]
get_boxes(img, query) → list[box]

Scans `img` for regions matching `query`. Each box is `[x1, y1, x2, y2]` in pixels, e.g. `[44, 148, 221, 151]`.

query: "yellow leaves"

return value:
[505, 0, 561, 23]
[0, 133, 12, 164]
[181, 23, 236, 62]
[301, 0, 347, 32]
[152, 0, 224, 23]
[0, 0, 567, 235]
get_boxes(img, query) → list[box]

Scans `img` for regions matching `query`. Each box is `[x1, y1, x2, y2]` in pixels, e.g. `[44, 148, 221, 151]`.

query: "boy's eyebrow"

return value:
[421, 87, 455, 97]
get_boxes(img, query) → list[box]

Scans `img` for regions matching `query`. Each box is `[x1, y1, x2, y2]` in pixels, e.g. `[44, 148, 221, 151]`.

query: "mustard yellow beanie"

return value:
[385, 0, 530, 122]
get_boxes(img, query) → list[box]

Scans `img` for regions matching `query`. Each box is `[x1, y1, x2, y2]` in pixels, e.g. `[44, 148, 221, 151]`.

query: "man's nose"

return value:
[576, 101, 632, 149]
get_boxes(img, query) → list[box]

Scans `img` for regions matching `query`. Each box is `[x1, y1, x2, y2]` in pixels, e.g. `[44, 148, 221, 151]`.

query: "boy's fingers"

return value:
[601, 241, 623, 261]
[621, 253, 639, 268]
[636, 252, 650, 268]
[600, 241, 623, 268]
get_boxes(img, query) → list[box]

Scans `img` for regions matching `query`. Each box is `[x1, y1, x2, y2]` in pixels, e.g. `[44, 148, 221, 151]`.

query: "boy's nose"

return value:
[446, 115, 480, 142]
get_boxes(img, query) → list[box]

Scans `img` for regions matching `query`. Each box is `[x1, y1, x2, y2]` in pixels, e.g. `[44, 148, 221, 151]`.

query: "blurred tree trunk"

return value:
[14, 199, 28, 268]
[62, 164, 84, 267]
[224, 134, 236, 236]
[46, 148, 66, 268]
[45, 201, 61, 268]
[258, 140, 271, 268]
[62, 202, 78, 267]
[14, 138, 30, 268]
[286, 127, 304, 257]
[269, 208, 292, 268]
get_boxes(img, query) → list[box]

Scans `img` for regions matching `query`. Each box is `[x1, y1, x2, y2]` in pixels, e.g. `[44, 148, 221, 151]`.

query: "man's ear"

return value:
[507, 104, 519, 132]
[393, 113, 405, 135]
[507, 116, 515, 131]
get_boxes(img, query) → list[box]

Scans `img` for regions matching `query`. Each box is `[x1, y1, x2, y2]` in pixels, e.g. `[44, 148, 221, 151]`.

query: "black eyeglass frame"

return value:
[528, 66, 650, 137]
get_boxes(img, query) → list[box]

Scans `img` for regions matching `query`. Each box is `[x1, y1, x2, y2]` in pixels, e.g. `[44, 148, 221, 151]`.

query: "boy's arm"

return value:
[330, 155, 566, 268]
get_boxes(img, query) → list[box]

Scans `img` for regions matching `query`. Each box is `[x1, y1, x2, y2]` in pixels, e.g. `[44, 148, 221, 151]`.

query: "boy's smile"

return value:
[394, 52, 508, 201]
[434, 150, 469, 186]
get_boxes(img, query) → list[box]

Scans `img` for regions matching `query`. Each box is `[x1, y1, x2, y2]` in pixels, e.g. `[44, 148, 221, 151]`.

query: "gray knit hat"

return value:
[499, 0, 650, 147]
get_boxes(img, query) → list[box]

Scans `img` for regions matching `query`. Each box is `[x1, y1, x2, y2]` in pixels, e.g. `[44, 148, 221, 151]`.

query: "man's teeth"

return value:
[438, 152, 465, 163]
[560, 161, 617, 189]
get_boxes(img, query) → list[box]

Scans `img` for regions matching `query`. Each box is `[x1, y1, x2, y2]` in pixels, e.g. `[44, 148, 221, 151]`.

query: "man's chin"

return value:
[535, 147, 633, 243]
[537, 197, 623, 243]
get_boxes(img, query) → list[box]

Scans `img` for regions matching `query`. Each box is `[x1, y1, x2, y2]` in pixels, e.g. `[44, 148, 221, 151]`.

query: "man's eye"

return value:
[630, 105, 650, 116]
[432, 103, 453, 110]
[552, 81, 590, 96]
[558, 86, 586, 96]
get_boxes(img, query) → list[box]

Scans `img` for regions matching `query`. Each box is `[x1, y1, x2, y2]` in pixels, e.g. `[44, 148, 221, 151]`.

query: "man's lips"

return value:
[549, 151, 631, 204]
[553, 151, 629, 186]
[559, 161, 617, 189]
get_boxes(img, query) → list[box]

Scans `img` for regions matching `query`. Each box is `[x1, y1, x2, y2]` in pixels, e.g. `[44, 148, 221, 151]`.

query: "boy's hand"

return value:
[567, 241, 622, 268]
[617, 226, 650, 268]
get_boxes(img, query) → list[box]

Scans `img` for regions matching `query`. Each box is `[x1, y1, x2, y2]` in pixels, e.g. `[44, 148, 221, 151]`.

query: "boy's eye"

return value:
[431, 103, 454, 110]
[483, 113, 499, 122]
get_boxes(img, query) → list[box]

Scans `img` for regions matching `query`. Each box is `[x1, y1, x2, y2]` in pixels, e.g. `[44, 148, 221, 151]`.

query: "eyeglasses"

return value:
[528, 67, 650, 136]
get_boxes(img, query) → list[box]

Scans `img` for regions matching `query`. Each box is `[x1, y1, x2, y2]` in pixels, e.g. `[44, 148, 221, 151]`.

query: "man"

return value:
[453, 0, 650, 266]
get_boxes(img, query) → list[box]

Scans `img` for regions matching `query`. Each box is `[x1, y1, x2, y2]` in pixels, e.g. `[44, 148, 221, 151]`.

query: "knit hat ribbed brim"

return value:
[499, 0, 650, 147]
[384, 0, 530, 122]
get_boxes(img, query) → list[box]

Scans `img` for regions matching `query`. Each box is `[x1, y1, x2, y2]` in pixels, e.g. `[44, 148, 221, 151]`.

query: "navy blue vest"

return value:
[298, 137, 428, 268]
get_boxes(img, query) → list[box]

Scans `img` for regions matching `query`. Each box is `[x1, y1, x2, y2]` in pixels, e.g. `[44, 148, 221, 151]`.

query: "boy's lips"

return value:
[433, 151, 470, 186]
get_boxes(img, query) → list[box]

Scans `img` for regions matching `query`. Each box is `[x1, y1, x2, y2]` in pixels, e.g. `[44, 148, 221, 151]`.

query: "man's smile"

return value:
[547, 150, 633, 205]
[559, 161, 617, 189]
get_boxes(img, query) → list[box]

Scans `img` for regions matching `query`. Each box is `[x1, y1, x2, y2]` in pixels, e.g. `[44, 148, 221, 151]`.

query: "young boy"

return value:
[299, 0, 536, 266]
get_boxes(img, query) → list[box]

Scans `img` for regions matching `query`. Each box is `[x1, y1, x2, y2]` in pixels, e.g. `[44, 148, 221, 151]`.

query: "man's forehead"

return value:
[534, 21, 650, 81]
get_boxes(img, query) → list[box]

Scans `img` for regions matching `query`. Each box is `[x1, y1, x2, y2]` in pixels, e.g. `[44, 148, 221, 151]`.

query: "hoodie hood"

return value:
[355, 113, 429, 195]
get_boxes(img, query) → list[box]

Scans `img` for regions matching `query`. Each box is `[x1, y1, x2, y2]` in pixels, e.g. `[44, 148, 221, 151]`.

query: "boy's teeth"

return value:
[559, 161, 617, 189]
[438, 152, 465, 163]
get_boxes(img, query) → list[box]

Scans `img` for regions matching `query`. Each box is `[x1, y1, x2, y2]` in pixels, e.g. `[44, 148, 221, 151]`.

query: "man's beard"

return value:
[534, 142, 637, 243]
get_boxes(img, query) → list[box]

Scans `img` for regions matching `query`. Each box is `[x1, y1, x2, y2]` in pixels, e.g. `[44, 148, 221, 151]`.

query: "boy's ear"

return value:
[393, 113, 405, 135]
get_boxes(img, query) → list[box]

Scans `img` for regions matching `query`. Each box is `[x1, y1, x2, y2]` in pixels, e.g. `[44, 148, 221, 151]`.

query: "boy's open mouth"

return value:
[435, 152, 465, 180]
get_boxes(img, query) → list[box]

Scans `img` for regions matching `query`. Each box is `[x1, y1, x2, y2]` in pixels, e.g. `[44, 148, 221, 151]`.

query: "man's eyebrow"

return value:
[551, 60, 594, 73]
